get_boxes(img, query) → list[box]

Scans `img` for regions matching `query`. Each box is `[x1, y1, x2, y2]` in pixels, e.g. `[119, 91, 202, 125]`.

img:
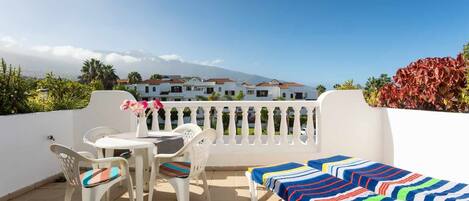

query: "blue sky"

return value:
[0, 0, 468, 87]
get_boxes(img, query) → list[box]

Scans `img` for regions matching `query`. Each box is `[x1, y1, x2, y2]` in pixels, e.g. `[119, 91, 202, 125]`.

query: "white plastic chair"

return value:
[172, 123, 202, 143]
[50, 144, 134, 201]
[148, 128, 216, 201]
[83, 126, 121, 158]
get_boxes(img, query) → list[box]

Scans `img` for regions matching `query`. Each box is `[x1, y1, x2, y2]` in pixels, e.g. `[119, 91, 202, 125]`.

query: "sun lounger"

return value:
[246, 162, 394, 201]
[308, 155, 469, 201]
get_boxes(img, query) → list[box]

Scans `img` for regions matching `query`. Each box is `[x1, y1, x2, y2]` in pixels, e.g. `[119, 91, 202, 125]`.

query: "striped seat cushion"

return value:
[80, 167, 121, 188]
[248, 162, 394, 201]
[160, 162, 191, 178]
[308, 155, 469, 201]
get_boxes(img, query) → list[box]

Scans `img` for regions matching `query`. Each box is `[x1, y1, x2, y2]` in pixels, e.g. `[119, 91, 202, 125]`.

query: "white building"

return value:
[119, 77, 317, 101]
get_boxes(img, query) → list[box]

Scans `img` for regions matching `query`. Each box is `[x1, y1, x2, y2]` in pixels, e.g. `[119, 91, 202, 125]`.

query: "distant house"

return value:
[121, 76, 316, 101]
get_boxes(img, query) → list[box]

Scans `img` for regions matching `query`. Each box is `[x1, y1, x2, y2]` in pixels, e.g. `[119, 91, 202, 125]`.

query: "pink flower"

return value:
[120, 99, 131, 110]
[138, 101, 148, 109]
[153, 99, 164, 110]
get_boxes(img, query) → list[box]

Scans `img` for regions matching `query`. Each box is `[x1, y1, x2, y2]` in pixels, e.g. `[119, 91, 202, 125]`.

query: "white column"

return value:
[292, 106, 302, 145]
[151, 110, 159, 131]
[228, 106, 237, 145]
[241, 106, 250, 145]
[306, 107, 315, 145]
[164, 108, 172, 131]
[279, 106, 288, 145]
[254, 106, 262, 145]
[203, 107, 211, 130]
[215, 106, 225, 145]
[190, 107, 198, 124]
[177, 107, 184, 126]
[267, 107, 276, 145]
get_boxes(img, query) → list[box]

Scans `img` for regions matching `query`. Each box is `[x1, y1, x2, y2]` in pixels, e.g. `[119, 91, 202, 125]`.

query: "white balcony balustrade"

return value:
[153, 101, 319, 166]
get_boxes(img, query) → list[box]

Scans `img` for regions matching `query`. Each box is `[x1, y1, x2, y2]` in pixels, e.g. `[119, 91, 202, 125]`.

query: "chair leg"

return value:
[64, 184, 75, 201]
[201, 171, 211, 201]
[126, 177, 135, 201]
[147, 161, 158, 201]
[245, 172, 258, 201]
[168, 178, 190, 201]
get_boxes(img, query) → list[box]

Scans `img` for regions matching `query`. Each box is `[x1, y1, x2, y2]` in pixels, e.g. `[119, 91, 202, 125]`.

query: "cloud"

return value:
[158, 54, 184, 62]
[194, 59, 224, 66]
[105, 52, 141, 63]
[0, 36, 18, 47]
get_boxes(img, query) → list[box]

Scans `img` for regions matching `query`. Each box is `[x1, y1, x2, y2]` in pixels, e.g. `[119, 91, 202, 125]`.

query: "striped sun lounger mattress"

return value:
[248, 162, 394, 201]
[308, 155, 469, 201]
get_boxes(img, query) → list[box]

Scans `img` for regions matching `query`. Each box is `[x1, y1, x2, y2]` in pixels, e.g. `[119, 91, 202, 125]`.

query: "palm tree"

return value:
[208, 92, 220, 101]
[150, 74, 163, 80]
[316, 84, 326, 96]
[128, 72, 142, 84]
[99, 65, 119, 89]
[79, 58, 102, 83]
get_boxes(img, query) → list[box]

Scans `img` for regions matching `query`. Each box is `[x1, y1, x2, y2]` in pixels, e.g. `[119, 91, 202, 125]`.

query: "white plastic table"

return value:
[94, 131, 183, 201]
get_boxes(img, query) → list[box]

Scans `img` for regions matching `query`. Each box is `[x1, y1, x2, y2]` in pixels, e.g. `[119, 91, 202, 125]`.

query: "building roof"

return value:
[205, 78, 235, 84]
[143, 79, 185, 85]
[256, 80, 304, 89]
[116, 79, 129, 84]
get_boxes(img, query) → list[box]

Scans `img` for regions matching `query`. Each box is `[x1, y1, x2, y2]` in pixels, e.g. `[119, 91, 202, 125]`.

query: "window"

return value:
[290, 94, 294, 99]
[186, 86, 192, 91]
[134, 86, 137, 91]
[171, 86, 182, 93]
[188, 99, 192, 101]
[174, 98, 181, 101]
[256, 90, 268, 97]
[225, 90, 235, 96]
[145, 86, 149, 93]
[231, 91, 235, 96]
[295, 92, 304, 99]
[206, 87, 214, 94]
[247, 90, 254, 95]
[282, 93, 286, 98]
[218, 87, 222, 92]
[152, 87, 156, 92]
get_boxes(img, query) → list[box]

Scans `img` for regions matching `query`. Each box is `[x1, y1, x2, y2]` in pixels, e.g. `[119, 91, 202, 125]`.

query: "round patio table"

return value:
[93, 131, 184, 201]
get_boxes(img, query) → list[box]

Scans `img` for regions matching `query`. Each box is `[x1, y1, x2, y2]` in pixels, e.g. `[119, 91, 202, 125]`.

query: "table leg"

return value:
[135, 150, 144, 201]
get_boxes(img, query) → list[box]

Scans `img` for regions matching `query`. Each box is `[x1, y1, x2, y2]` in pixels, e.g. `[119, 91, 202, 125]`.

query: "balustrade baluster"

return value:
[151, 110, 159, 131]
[241, 106, 250, 145]
[279, 106, 288, 144]
[254, 106, 262, 145]
[267, 107, 276, 145]
[177, 107, 184, 126]
[228, 106, 237, 145]
[306, 107, 315, 145]
[292, 106, 302, 144]
[164, 108, 172, 131]
[190, 107, 197, 124]
[203, 107, 211, 130]
[215, 106, 224, 145]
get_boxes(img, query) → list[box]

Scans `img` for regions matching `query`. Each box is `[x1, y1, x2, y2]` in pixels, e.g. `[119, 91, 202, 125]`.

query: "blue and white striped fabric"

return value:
[248, 162, 393, 201]
[308, 155, 469, 201]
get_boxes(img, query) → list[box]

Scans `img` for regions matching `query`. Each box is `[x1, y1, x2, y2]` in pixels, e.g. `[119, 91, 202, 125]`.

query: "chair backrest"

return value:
[50, 144, 90, 187]
[83, 126, 120, 146]
[172, 123, 202, 143]
[180, 128, 216, 178]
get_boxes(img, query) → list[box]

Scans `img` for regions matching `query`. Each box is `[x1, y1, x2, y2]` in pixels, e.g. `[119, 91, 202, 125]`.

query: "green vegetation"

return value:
[363, 74, 391, 106]
[150, 74, 163, 80]
[128, 71, 142, 84]
[316, 84, 326, 96]
[333, 80, 361, 90]
[79, 58, 118, 89]
[0, 59, 31, 114]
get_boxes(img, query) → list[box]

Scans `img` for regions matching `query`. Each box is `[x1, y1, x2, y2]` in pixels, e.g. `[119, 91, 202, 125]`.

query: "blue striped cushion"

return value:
[159, 162, 191, 178]
[80, 167, 121, 188]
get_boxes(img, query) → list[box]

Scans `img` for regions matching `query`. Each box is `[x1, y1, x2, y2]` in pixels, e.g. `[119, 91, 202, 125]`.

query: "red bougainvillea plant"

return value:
[378, 54, 468, 112]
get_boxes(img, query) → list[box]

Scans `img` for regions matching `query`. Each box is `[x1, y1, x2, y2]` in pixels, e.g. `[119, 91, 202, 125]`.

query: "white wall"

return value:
[382, 108, 469, 183]
[0, 111, 74, 197]
[317, 90, 384, 162]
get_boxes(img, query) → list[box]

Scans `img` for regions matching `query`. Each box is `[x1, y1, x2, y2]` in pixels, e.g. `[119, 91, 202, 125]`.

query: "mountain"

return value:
[0, 47, 272, 83]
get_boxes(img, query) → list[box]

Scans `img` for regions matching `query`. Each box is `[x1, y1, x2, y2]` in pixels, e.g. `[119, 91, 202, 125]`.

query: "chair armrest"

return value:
[89, 157, 131, 176]
[154, 153, 179, 159]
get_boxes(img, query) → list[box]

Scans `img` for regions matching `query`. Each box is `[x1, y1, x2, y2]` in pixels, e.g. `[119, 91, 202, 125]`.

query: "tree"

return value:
[113, 85, 140, 100]
[334, 80, 361, 90]
[0, 59, 31, 114]
[78, 58, 118, 89]
[128, 72, 142, 84]
[150, 74, 163, 80]
[363, 74, 391, 106]
[316, 85, 326, 96]
[379, 54, 467, 112]
[463, 42, 469, 62]
[196, 95, 208, 101]
[235, 91, 245, 100]
[208, 92, 220, 101]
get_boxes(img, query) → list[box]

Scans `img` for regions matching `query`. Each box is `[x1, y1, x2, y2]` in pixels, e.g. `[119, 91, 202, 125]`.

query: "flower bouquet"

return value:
[120, 99, 164, 137]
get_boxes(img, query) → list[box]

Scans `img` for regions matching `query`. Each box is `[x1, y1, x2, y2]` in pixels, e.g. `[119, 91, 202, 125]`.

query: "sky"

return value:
[0, 0, 468, 87]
